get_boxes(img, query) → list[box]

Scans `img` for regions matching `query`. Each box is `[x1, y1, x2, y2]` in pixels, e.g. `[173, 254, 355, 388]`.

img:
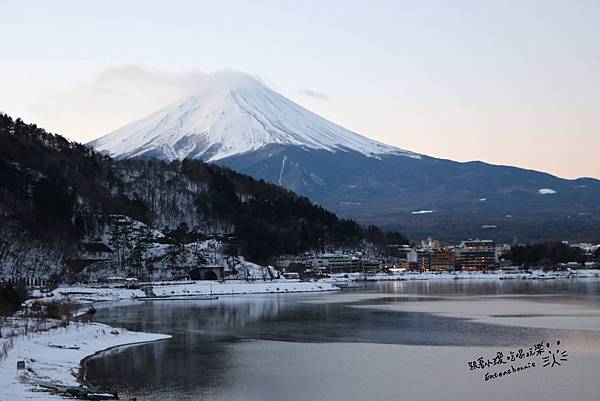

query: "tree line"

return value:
[503, 242, 597, 267]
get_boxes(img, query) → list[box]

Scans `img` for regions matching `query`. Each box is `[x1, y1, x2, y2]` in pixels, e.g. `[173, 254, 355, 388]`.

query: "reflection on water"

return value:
[85, 280, 600, 401]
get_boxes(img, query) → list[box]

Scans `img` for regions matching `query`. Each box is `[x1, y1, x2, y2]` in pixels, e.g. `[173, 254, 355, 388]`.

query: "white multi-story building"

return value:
[274, 255, 307, 269]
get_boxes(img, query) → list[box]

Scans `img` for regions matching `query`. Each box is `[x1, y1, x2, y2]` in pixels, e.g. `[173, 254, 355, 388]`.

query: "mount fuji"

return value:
[90, 72, 600, 243]
[90, 72, 420, 162]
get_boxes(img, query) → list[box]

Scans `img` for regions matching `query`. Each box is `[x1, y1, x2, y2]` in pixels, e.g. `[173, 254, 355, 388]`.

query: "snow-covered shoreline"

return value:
[323, 269, 600, 283]
[34, 280, 340, 305]
[1, 280, 339, 399]
[30, 270, 600, 305]
[0, 321, 170, 400]
[150, 280, 339, 297]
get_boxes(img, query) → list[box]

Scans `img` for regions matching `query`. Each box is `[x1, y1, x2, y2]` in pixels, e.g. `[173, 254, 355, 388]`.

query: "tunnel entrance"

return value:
[203, 270, 218, 281]
[190, 266, 223, 281]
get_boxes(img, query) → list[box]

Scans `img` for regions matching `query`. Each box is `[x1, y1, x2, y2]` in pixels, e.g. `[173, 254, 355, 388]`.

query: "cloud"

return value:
[27, 66, 245, 143]
[85, 65, 207, 98]
[299, 89, 330, 101]
[20, 65, 313, 143]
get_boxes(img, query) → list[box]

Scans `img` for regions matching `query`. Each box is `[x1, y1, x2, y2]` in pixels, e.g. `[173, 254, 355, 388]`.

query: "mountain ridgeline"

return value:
[0, 114, 406, 281]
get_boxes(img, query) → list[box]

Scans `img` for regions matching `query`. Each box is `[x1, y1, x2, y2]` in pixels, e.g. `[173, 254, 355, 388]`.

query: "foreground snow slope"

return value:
[0, 322, 170, 400]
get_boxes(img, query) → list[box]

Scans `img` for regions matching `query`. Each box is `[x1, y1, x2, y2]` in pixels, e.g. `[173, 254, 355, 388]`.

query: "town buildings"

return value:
[428, 247, 457, 271]
[415, 237, 457, 271]
[456, 240, 498, 271]
[276, 253, 383, 276]
[273, 238, 597, 276]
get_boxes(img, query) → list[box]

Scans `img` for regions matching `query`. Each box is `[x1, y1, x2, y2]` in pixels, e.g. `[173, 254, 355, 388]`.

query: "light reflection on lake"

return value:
[85, 280, 600, 401]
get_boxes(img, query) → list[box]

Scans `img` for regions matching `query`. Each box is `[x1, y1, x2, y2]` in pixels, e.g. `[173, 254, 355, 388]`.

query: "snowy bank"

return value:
[324, 269, 600, 283]
[1, 280, 337, 399]
[0, 322, 170, 400]
[149, 280, 338, 297]
[40, 286, 146, 303]
[31, 280, 339, 305]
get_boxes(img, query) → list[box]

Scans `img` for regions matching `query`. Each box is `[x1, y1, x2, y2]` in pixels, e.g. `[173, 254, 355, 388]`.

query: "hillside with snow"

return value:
[0, 114, 375, 284]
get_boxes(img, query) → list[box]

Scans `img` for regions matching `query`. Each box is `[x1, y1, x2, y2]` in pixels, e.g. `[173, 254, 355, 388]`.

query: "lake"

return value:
[86, 280, 600, 401]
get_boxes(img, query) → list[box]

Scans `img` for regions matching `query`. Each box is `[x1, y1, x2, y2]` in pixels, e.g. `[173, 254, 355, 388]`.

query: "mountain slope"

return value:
[219, 145, 600, 242]
[89, 72, 600, 243]
[90, 72, 419, 162]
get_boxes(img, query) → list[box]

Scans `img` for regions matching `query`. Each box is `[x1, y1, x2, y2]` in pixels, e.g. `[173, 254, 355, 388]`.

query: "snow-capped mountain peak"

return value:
[89, 71, 420, 161]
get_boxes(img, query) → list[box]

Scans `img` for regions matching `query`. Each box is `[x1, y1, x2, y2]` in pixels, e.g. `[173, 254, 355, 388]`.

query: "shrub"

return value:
[0, 282, 29, 316]
[44, 301, 78, 320]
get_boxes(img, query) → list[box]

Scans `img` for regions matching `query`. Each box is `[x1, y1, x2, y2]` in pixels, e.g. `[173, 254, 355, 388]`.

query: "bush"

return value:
[0, 282, 29, 316]
[43, 302, 79, 320]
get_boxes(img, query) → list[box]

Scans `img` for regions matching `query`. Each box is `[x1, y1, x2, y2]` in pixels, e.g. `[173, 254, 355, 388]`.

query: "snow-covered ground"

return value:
[0, 322, 170, 400]
[411, 209, 434, 214]
[34, 286, 146, 303]
[29, 280, 339, 306]
[325, 269, 600, 283]
[150, 280, 338, 297]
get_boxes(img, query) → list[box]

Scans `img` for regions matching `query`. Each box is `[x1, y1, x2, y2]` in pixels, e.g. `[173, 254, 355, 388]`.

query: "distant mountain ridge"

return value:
[220, 145, 600, 243]
[89, 72, 600, 243]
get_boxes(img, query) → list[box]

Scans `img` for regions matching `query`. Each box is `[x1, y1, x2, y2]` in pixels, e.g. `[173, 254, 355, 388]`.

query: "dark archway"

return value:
[203, 270, 218, 281]
[189, 268, 202, 281]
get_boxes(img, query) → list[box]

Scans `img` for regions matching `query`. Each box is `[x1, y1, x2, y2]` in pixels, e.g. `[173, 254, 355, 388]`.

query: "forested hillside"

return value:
[0, 114, 405, 283]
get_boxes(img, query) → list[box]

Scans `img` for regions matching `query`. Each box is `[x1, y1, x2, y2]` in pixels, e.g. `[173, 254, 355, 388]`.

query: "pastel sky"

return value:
[1, 0, 599, 179]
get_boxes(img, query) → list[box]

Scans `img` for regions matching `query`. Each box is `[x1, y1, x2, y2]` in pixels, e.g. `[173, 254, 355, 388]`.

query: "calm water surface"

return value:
[86, 280, 600, 401]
